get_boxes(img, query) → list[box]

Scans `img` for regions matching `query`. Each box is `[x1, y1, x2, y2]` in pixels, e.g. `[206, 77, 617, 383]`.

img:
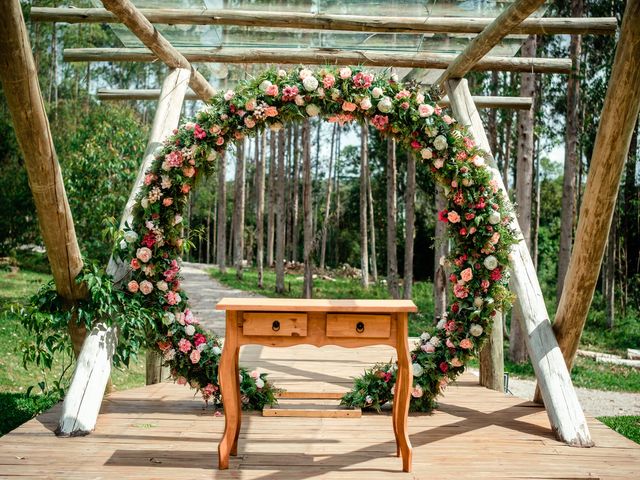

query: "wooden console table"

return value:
[215, 298, 417, 472]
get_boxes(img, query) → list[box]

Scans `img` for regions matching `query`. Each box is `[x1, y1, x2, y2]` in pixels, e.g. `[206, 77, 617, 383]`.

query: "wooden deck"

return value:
[1, 344, 639, 479]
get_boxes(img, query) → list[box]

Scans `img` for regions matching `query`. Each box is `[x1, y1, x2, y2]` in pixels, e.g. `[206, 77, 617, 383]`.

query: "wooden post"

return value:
[63, 47, 572, 75]
[437, 0, 546, 85]
[479, 311, 504, 392]
[30, 7, 618, 36]
[0, 0, 89, 359]
[446, 78, 592, 447]
[100, 0, 215, 103]
[551, 0, 640, 373]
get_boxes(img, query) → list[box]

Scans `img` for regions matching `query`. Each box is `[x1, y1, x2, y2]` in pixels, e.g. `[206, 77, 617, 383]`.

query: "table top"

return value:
[215, 297, 418, 313]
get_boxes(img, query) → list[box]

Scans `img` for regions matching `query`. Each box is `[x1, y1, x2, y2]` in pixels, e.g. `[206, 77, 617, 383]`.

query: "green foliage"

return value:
[597, 416, 640, 445]
[340, 363, 395, 412]
[0, 392, 61, 437]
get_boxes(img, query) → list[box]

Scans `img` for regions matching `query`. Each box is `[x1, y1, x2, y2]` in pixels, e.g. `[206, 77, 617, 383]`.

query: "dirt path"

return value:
[181, 262, 640, 418]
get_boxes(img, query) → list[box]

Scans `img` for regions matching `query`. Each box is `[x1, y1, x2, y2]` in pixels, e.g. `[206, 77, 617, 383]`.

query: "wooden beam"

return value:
[0, 0, 85, 302]
[440, 95, 533, 110]
[59, 68, 192, 437]
[30, 7, 618, 35]
[552, 0, 640, 371]
[100, 0, 215, 103]
[437, 0, 546, 85]
[446, 78, 592, 447]
[64, 47, 572, 75]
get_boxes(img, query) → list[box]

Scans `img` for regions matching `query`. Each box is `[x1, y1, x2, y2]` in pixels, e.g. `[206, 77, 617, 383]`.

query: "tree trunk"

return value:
[403, 151, 416, 299]
[502, 73, 516, 189]
[267, 132, 276, 267]
[557, 0, 583, 302]
[623, 121, 639, 302]
[291, 124, 301, 262]
[275, 130, 286, 293]
[320, 124, 337, 270]
[232, 141, 245, 279]
[359, 124, 370, 289]
[605, 210, 616, 329]
[365, 125, 378, 283]
[333, 128, 342, 266]
[509, 34, 536, 365]
[216, 153, 227, 273]
[434, 186, 448, 319]
[386, 138, 399, 298]
[488, 71, 499, 156]
[302, 120, 314, 298]
[255, 133, 266, 288]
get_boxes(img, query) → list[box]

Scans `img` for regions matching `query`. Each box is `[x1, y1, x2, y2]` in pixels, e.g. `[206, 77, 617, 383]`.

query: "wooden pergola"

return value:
[1, 0, 639, 453]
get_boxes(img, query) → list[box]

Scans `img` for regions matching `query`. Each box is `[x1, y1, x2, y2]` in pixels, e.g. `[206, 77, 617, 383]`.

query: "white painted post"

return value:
[57, 68, 191, 436]
[445, 78, 593, 447]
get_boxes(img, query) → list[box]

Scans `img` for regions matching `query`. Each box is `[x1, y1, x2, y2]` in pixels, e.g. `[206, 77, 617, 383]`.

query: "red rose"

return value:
[438, 210, 449, 222]
[194, 333, 207, 347]
[439, 361, 449, 373]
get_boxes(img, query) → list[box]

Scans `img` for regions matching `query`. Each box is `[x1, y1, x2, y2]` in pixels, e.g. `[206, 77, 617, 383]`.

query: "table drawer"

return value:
[326, 314, 391, 338]
[242, 312, 308, 336]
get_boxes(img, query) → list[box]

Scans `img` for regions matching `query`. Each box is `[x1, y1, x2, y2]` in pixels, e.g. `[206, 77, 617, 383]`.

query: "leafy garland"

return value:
[113, 66, 516, 411]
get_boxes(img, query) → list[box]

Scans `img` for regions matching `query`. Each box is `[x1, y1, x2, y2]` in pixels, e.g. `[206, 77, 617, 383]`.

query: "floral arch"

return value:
[116, 66, 515, 411]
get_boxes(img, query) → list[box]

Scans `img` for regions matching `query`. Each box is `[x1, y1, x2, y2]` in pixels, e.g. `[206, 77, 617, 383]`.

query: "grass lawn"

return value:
[597, 416, 640, 444]
[0, 266, 145, 436]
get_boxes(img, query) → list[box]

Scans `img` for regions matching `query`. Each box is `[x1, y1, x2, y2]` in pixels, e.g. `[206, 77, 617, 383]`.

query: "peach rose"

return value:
[447, 211, 461, 223]
[127, 280, 139, 293]
[460, 267, 473, 283]
[139, 280, 154, 295]
[460, 338, 473, 349]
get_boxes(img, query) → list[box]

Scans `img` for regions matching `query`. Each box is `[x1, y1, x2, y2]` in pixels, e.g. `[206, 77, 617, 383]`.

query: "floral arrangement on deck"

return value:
[113, 65, 516, 411]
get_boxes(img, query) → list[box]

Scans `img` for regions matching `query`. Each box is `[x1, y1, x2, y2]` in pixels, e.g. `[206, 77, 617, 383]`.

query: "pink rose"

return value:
[454, 282, 469, 299]
[190, 349, 201, 364]
[446, 338, 455, 349]
[176, 376, 187, 385]
[127, 280, 139, 293]
[422, 343, 436, 353]
[183, 166, 196, 178]
[244, 116, 256, 128]
[166, 291, 181, 305]
[136, 247, 152, 263]
[460, 338, 473, 349]
[411, 385, 423, 398]
[294, 94, 305, 106]
[460, 267, 473, 283]
[181, 184, 191, 193]
[339, 67, 352, 79]
[490, 232, 501, 244]
[130, 258, 141, 270]
[265, 84, 279, 96]
[178, 338, 192, 353]
[322, 74, 335, 89]
[139, 280, 153, 295]
[447, 211, 461, 223]
[223, 89, 235, 101]
[418, 103, 434, 117]
[216, 137, 225, 146]
[250, 369, 260, 379]
[442, 115, 454, 124]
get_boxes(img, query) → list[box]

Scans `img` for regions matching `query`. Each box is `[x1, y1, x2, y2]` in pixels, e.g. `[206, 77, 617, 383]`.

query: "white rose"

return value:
[157, 280, 168, 292]
[302, 75, 319, 92]
[429, 336, 441, 347]
[377, 96, 393, 113]
[473, 297, 484, 308]
[259, 80, 272, 92]
[212, 346, 222, 356]
[372, 87, 383, 99]
[162, 312, 175, 325]
[360, 97, 372, 110]
[299, 68, 313, 79]
[124, 231, 138, 243]
[484, 255, 498, 270]
[255, 378, 265, 389]
[185, 324, 196, 336]
[119, 239, 127, 250]
[472, 155, 485, 167]
[277, 69, 287, 78]
[433, 135, 448, 151]
[223, 90, 235, 101]
[420, 331, 431, 342]
[420, 148, 433, 160]
[173, 214, 183, 226]
[488, 211, 501, 225]
[140, 198, 149, 209]
[412, 363, 424, 377]
[416, 92, 425, 103]
[306, 104, 320, 117]
[470, 324, 484, 337]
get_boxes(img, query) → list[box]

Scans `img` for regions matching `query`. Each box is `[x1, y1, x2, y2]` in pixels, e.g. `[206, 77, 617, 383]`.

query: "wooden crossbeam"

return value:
[64, 47, 572, 74]
[100, 0, 215, 103]
[96, 88, 533, 110]
[437, 0, 547, 85]
[29, 7, 618, 35]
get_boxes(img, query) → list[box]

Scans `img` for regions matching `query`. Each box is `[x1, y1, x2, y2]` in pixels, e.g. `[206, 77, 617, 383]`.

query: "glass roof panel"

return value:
[87, 0, 548, 88]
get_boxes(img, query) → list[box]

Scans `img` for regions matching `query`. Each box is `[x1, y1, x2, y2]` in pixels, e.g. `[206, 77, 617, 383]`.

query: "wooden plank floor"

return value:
[1, 344, 639, 479]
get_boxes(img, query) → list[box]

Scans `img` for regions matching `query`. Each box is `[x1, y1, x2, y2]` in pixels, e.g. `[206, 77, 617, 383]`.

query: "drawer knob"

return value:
[272, 320, 281, 332]
[356, 321, 365, 333]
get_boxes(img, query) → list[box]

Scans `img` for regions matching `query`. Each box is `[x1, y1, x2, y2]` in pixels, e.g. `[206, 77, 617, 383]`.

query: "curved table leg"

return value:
[218, 312, 241, 470]
[394, 313, 413, 472]
[231, 347, 241, 456]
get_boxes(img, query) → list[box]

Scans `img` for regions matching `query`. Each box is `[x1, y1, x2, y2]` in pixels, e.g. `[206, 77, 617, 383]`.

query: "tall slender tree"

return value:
[434, 186, 448, 318]
[232, 140, 246, 280]
[360, 124, 370, 289]
[256, 133, 266, 288]
[267, 132, 276, 266]
[557, 0, 584, 301]
[364, 125, 378, 282]
[302, 120, 314, 298]
[291, 124, 301, 262]
[386, 138, 399, 298]
[216, 155, 227, 273]
[275, 130, 286, 293]
[320, 123, 337, 270]
[509, 34, 537, 364]
[404, 150, 416, 299]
